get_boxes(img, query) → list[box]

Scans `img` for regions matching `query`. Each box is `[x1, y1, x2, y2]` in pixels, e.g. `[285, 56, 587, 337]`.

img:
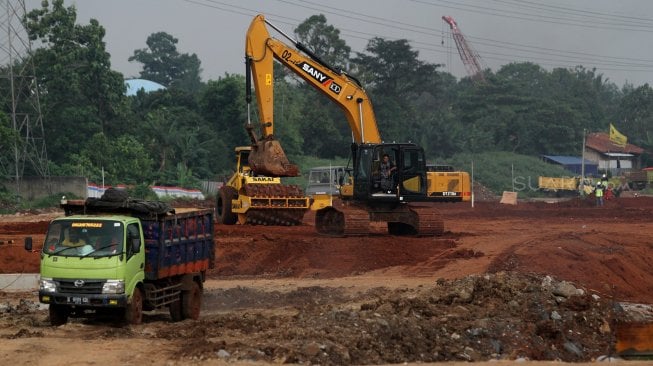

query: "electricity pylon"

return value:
[0, 0, 50, 194]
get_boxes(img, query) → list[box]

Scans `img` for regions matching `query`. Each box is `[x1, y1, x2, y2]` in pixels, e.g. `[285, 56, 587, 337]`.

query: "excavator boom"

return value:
[245, 14, 381, 176]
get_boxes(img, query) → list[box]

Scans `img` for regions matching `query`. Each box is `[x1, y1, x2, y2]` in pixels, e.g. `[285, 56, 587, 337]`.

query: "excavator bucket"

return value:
[248, 136, 300, 177]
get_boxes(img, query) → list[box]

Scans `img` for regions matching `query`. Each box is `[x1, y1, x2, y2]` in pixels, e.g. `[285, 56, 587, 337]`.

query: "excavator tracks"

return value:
[408, 205, 445, 236]
[315, 201, 370, 236]
[316, 201, 444, 236]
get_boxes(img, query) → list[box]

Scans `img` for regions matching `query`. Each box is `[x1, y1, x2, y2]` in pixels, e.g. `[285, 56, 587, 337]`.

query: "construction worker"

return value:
[594, 181, 605, 207]
[379, 153, 397, 193]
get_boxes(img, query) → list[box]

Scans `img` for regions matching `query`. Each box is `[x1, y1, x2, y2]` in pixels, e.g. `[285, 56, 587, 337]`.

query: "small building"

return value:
[541, 155, 598, 176]
[584, 132, 644, 175]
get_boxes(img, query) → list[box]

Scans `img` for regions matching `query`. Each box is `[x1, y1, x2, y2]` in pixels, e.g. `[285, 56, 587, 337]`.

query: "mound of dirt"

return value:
[191, 273, 617, 364]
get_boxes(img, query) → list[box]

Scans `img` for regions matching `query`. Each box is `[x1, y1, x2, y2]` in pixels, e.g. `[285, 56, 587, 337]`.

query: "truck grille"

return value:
[56, 279, 104, 294]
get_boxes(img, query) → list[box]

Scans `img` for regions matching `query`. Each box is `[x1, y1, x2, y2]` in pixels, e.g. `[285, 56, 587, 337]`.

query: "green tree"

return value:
[0, 111, 21, 177]
[53, 133, 153, 184]
[353, 38, 442, 143]
[198, 75, 248, 175]
[294, 14, 351, 70]
[292, 15, 354, 158]
[129, 32, 202, 93]
[618, 83, 653, 153]
[452, 63, 621, 157]
[25, 0, 126, 163]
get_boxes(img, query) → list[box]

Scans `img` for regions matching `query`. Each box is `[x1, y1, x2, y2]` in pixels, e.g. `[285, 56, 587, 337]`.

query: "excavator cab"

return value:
[352, 143, 428, 202]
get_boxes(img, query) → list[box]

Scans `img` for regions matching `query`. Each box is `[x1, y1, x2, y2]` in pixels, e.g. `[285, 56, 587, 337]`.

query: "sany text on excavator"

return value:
[245, 14, 448, 236]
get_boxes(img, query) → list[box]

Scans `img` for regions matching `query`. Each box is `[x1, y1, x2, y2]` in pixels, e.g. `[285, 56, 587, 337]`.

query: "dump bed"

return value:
[538, 176, 579, 191]
[142, 208, 214, 280]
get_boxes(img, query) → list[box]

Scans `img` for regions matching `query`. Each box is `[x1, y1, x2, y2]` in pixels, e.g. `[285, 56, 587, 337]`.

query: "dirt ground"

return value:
[1, 195, 653, 365]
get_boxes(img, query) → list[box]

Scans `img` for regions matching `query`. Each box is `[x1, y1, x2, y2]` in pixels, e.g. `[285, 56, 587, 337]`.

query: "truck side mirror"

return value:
[24, 237, 32, 252]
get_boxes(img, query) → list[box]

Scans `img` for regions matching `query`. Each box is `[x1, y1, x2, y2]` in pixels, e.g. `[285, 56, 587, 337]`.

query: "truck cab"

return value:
[36, 216, 144, 322]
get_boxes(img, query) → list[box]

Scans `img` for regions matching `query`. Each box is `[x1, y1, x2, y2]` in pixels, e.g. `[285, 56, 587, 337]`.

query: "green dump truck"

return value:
[25, 192, 214, 325]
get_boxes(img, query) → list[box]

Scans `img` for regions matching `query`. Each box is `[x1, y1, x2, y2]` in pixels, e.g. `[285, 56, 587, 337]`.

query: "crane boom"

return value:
[442, 16, 485, 82]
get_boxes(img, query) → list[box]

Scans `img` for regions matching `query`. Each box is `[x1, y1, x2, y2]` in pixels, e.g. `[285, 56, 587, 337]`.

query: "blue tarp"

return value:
[541, 155, 598, 176]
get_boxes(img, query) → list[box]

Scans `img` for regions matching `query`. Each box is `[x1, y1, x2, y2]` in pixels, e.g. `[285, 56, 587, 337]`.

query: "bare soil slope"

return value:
[1, 196, 652, 364]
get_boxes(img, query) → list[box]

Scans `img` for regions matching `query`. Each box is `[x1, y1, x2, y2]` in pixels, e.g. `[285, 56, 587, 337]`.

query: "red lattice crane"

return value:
[442, 15, 486, 82]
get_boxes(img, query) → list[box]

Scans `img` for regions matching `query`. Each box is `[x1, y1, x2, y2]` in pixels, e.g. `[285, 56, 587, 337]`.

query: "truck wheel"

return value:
[49, 304, 68, 326]
[182, 281, 202, 320]
[169, 296, 183, 322]
[217, 186, 238, 225]
[125, 287, 143, 325]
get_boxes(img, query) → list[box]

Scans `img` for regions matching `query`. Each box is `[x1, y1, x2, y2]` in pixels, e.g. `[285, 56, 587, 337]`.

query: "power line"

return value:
[181, 0, 653, 77]
[413, 0, 653, 32]
[286, 0, 653, 66]
[490, 0, 653, 24]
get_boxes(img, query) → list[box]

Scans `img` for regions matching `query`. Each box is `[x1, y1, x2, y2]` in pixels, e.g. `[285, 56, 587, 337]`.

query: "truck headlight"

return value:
[39, 278, 57, 293]
[102, 280, 125, 294]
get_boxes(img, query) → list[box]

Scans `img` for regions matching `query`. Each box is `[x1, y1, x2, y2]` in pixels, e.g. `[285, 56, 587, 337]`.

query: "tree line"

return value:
[1, 1, 652, 190]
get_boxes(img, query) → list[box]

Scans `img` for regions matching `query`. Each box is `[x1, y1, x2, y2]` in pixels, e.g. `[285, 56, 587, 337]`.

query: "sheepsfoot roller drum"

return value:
[248, 137, 300, 177]
[216, 182, 310, 226]
[241, 183, 308, 225]
[315, 200, 444, 237]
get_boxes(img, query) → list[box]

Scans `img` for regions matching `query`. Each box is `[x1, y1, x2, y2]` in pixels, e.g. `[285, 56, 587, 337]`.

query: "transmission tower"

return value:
[442, 16, 486, 83]
[0, 0, 49, 192]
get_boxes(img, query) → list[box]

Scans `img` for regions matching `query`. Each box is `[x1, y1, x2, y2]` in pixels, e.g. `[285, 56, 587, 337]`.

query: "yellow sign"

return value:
[609, 123, 627, 147]
[71, 222, 103, 228]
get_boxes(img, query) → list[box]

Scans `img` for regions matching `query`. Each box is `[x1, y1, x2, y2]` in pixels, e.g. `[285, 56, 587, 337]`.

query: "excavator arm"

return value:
[245, 14, 381, 176]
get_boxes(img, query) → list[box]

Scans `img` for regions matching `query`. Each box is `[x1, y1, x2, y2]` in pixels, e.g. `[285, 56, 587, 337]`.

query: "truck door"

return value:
[124, 222, 144, 290]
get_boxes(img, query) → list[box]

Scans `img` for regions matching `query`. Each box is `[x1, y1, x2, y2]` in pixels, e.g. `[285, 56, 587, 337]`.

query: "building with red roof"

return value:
[584, 132, 644, 175]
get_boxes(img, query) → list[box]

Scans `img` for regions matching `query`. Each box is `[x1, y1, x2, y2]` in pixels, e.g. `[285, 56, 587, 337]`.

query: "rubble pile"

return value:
[155, 273, 618, 364]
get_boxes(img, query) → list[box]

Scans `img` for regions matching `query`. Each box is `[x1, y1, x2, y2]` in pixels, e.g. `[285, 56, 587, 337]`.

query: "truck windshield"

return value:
[43, 220, 124, 257]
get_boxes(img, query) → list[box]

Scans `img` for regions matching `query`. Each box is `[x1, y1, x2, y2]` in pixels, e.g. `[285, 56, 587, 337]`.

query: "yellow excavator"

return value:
[244, 14, 447, 236]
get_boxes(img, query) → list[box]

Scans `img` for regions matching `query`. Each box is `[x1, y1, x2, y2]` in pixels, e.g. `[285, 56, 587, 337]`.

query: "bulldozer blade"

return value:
[248, 137, 300, 177]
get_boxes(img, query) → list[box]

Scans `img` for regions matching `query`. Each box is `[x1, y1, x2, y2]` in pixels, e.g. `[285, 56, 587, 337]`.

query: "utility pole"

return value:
[0, 0, 50, 195]
[580, 129, 586, 195]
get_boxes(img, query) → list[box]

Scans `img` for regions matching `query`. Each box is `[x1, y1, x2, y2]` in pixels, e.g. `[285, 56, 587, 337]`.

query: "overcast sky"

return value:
[48, 0, 653, 87]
